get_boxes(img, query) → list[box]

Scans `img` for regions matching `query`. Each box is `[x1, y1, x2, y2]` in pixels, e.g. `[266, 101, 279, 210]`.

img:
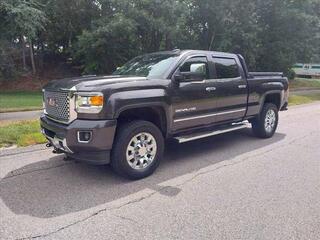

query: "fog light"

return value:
[78, 131, 92, 143]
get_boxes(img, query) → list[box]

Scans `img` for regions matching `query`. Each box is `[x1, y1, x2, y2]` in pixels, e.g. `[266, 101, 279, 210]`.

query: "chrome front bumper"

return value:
[41, 128, 73, 153]
[40, 115, 117, 164]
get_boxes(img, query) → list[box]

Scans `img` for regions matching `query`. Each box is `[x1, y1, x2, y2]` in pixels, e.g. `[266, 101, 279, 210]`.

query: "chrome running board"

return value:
[174, 122, 250, 143]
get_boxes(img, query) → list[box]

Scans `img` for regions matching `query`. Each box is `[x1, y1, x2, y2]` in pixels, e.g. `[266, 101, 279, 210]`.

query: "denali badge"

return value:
[47, 97, 57, 107]
[175, 107, 197, 113]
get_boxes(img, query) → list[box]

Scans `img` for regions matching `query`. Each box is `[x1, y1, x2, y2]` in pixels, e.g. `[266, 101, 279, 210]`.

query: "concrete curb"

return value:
[0, 144, 47, 157]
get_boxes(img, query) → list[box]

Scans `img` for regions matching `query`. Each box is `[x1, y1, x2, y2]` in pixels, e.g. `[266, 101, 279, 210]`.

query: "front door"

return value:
[171, 55, 218, 132]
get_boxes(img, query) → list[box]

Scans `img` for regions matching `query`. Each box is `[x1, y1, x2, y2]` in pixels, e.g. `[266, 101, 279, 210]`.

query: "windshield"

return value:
[112, 53, 179, 78]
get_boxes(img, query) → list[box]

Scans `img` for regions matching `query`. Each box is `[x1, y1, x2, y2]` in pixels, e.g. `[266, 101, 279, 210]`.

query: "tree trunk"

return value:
[165, 33, 172, 50]
[29, 40, 36, 75]
[208, 32, 215, 51]
[21, 36, 26, 70]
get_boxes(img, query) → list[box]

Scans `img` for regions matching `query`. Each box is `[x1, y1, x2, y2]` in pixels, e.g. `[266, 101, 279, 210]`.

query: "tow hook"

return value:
[52, 148, 63, 154]
[46, 142, 63, 154]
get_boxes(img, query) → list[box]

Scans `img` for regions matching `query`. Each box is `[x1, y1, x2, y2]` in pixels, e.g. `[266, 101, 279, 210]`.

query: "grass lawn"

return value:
[289, 93, 320, 106]
[0, 91, 42, 112]
[289, 78, 320, 89]
[0, 120, 46, 148]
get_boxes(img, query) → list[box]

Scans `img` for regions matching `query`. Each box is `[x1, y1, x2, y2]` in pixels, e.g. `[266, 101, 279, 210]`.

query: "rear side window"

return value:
[213, 57, 240, 79]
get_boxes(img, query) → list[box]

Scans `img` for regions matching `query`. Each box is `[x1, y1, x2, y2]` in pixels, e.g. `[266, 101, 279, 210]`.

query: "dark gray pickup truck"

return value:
[41, 50, 289, 179]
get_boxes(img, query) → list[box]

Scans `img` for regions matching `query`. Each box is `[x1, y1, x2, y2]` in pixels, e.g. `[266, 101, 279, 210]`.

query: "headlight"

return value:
[75, 92, 104, 113]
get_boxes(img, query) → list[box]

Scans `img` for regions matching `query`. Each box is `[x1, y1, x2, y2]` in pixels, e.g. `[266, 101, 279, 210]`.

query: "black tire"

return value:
[251, 103, 279, 138]
[111, 120, 164, 180]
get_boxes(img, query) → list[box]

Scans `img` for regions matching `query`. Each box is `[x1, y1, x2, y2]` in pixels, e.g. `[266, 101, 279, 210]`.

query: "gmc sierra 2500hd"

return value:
[41, 50, 289, 179]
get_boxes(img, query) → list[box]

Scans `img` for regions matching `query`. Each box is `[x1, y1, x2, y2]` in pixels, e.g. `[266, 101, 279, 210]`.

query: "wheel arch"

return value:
[260, 91, 283, 113]
[116, 105, 169, 137]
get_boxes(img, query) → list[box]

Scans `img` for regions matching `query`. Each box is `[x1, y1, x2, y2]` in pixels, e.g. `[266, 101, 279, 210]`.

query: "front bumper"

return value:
[40, 114, 117, 164]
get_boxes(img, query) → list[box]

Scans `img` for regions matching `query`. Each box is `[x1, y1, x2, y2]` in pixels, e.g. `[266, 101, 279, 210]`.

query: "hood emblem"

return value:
[47, 97, 57, 107]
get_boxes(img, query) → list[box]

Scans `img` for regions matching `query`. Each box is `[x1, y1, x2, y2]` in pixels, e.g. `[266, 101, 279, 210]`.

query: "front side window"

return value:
[179, 57, 209, 79]
[113, 53, 179, 78]
[213, 57, 240, 79]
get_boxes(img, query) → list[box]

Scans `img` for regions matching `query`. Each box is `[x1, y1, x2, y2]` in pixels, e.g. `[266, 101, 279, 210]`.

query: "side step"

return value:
[174, 122, 250, 143]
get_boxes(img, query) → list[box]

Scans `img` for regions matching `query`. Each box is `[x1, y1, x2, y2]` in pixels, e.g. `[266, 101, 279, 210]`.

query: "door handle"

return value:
[206, 87, 216, 92]
[238, 85, 247, 89]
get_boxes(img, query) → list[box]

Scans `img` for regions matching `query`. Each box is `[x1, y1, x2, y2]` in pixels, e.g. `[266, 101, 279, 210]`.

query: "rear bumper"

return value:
[40, 115, 117, 164]
[280, 88, 289, 111]
[280, 102, 288, 111]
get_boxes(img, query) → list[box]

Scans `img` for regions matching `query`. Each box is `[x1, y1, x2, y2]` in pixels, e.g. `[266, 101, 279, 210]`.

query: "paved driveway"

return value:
[0, 103, 319, 239]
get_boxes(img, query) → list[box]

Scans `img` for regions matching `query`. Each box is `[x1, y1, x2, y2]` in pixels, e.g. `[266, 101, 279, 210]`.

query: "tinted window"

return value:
[213, 57, 240, 79]
[180, 57, 209, 79]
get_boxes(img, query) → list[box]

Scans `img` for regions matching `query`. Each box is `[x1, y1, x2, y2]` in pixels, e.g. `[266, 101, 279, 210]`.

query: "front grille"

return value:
[44, 91, 70, 122]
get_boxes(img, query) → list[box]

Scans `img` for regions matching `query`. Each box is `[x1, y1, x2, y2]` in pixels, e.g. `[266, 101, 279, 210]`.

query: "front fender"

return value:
[106, 89, 170, 119]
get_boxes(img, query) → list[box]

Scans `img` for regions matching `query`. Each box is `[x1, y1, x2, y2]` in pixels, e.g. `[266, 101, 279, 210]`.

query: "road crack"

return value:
[16, 188, 165, 239]
[111, 213, 139, 224]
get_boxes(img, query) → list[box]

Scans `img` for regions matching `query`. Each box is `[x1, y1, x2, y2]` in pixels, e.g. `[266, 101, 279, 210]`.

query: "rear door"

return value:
[211, 56, 248, 123]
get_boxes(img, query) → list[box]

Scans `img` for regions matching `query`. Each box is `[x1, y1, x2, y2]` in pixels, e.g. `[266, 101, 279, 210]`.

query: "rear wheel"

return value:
[111, 120, 164, 180]
[252, 103, 279, 138]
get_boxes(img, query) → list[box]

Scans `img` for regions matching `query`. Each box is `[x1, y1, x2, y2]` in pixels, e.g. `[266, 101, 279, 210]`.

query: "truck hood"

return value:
[44, 75, 148, 91]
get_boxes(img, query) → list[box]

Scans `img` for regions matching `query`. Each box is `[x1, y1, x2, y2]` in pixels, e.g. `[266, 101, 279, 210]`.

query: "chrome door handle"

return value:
[206, 87, 216, 92]
[238, 85, 247, 89]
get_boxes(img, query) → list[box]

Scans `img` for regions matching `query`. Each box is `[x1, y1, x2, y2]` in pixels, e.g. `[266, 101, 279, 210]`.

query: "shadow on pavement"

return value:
[0, 129, 285, 218]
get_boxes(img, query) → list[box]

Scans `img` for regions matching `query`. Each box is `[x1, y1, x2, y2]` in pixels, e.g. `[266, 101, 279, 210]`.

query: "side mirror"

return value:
[174, 74, 185, 82]
[174, 62, 207, 82]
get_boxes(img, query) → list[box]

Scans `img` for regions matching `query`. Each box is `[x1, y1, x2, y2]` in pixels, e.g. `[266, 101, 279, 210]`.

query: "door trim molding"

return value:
[174, 108, 246, 123]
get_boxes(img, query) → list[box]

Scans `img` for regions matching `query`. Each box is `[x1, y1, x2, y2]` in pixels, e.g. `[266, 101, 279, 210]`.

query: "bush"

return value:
[287, 69, 296, 80]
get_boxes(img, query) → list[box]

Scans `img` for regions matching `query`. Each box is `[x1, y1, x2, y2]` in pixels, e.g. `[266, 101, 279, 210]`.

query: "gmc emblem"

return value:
[47, 97, 57, 107]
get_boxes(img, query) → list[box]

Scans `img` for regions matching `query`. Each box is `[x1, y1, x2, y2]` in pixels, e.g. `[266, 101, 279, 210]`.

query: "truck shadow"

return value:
[0, 129, 285, 218]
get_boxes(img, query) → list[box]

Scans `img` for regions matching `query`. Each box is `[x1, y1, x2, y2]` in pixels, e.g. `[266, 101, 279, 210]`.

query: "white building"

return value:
[292, 63, 320, 78]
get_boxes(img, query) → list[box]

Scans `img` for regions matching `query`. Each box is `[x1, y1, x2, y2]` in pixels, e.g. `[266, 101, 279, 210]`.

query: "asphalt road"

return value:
[0, 110, 42, 121]
[0, 103, 319, 240]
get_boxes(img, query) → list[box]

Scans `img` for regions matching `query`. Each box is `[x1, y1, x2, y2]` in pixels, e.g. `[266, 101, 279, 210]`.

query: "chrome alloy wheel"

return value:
[126, 132, 157, 170]
[264, 109, 276, 133]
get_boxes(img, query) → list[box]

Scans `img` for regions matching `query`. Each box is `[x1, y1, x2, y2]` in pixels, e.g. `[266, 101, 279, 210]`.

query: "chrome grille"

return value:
[44, 91, 70, 122]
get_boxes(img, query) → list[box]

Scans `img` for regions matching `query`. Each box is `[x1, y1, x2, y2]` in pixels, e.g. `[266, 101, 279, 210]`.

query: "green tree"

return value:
[75, 13, 138, 73]
[74, 0, 190, 74]
[1, 0, 319, 79]
[185, 0, 260, 69]
[40, 0, 100, 55]
[255, 0, 320, 73]
[0, 0, 46, 75]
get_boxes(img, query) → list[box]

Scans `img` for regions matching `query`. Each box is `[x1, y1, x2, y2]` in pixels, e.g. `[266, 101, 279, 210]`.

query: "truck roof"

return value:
[151, 49, 238, 59]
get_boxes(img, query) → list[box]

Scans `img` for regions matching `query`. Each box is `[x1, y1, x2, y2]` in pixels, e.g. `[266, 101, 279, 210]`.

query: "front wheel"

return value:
[111, 120, 164, 180]
[251, 103, 279, 138]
